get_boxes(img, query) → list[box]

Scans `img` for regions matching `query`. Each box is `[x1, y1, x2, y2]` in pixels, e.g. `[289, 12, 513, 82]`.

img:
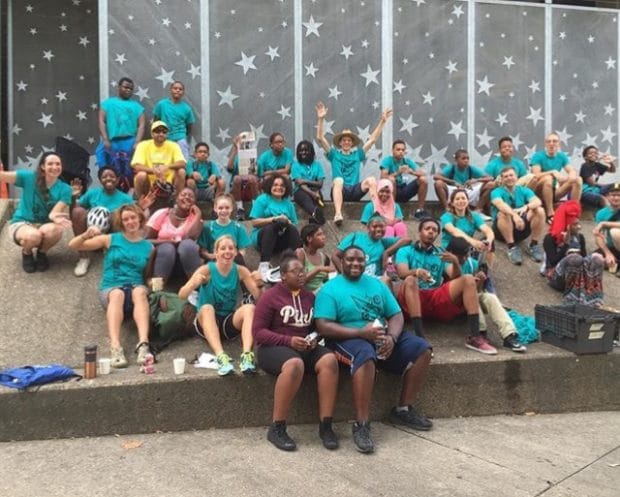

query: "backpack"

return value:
[55, 137, 91, 192]
[0, 364, 79, 390]
[148, 291, 197, 353]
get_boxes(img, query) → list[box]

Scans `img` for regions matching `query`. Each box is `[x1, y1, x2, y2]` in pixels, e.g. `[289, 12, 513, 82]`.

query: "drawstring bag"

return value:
[0, 364, 79, 390]
[507, 309, 540, 344]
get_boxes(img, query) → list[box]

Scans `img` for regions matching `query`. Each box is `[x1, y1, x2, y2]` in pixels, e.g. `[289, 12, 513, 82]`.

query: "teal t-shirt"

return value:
[595, 206, 620, 247]
[257, 148, 293, 177]
[186, 159, 220, 189]
[529, 150, 570, 172]
[326, 147, 366, 186]
[379, 156, 419, 186]
[152, 98, 195, 142]
[290, 160, 325, 193]
[490, 185, 535, 220]
[459, 257, 479, 276]
[198, 220, 250, 252]
[440, 164, 485, 184]
[101, 96, 144, 140]
[337, 231, 399, 276]
[485, 156, 528, 178]
[99, 232, 153, 291]
[360, 202, 404, 224]
[11, 169, 72, 224]
[439, 211, 485, 249]
[78, 186, 134, 211]
[314, 274, 401, 329]
[198, 262, 239, 317]
[249, 193, 299, 246]
[395, 244, 448, 289]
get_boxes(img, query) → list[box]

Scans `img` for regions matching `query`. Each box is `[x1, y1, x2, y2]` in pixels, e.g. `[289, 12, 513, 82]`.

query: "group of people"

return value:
[2, 76, 620, 454]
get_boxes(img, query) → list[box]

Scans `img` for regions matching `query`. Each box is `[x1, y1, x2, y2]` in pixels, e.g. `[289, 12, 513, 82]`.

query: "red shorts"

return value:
[397, 281, 464, 322]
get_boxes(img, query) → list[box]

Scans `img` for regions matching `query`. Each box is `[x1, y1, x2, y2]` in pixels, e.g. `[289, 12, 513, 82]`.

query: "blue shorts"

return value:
[395, 180, 420, 202]
[95, 136, 136, 167]
[342, 182, 365, 201]
[326, 331, 430, 375]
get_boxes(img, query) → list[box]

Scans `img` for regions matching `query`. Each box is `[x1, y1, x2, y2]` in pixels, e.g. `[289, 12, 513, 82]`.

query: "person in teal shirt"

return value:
[529, 132, 582, 222]
[249, 175, 300, 281]
[3, 152, 73, 273]
[315, 101, 392, 226]
[380, 139, 430, 219]
[179, 235, 262, 376]
[185, 142, 225, 201]
[153, 81, 196, 159]
[257, 133, 293, 180]
[593, 183, 620, 272]
[291, 140, 326, 225]
[68, 204, 154, 369]
[315, 245, 432, 453]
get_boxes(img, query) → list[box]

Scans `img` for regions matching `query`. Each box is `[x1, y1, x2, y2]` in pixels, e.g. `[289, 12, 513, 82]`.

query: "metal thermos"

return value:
[84, 344, 97, 379]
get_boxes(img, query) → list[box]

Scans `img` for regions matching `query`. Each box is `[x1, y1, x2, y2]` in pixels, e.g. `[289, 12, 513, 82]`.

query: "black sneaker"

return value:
[319, 418, 339, 450]
[22, 252, 36, 273]
[389, 406, 433, 431]
[267, 422, 296, 451]
[413, 208, 430, 220]
[236, 208, 246, 221]
[503, 333, 527, 353]
[312, 207, 326, 225]
[36, 251, 50, 272]
[352, 421, 374, 453]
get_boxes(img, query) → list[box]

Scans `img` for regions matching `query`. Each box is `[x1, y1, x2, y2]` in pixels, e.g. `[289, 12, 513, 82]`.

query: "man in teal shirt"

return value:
[153, 81, 196, 160]
[593, 183, 620, 273]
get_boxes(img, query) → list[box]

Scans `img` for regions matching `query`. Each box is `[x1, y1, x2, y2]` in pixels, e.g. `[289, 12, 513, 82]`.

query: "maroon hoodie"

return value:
[252, 282, 315, 347]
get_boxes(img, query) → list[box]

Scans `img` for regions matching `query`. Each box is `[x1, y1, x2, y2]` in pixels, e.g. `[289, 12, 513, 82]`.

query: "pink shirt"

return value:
[146, 207, 199, 241]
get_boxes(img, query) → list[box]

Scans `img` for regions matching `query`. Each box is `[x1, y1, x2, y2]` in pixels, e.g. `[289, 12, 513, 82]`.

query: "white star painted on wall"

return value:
[581, 133, 598, 147]
[55, 91, 67, 102]
[41, 98, 48, 104]
[399, 115, 419, 135]
[452, 5, 464, 18]
[26, 5, 34, 13]
[37, 113, 53, 127]
[605, 57, 616, 70]
[502, 56, 515, 69]
[356, 126, 371, 142]
[11, 124, 22, 135]
[445, 60, 458, 74]
[476, 76, 494, 96]
[187, 64, 201, 79]
[422, 92, 434, 105]
[305, 62, 318, 77]
[360, 65, 380, 86]
[600, 126, 616, 144]
[235, 52, 257, 74]
[495, 113, 508, 127]
[185, 22, 192, 29]
[42, 50, 54, 61]
[78, 36, 90, 47]
[592, 81, 599, 89]
[604, 103, 615, 116]
[476, 129, 494, 149]
[24, 145, 33, 153]
[29, 27, 37, 35]
[412, 0, 426, 6]
[76, 110, 87, 121]
[425, 144, 449, 173]
[59, 25, 68, 32]
[511, 134, 523, 150]
[276, 105, 291, 120]
[162, 18, 171, 27]
[302, 16, 322, 37]
[559, 95, 567, 102]
[526, 107, 544, 126]
[249, 123, 268, 143]
[340, 45, 353, 60]
[448, 121, 466, 140]
[393, 80, 406, 94]
[155, 68, 175, 87]
[315, 119, 334, 136]
[134, 86, 150, 101]
[574, 110, 586, 123]
[528, 80, 541, 93]
[114, 53, 127, 65]
[555, 126, 573, 144]
[217, 86, 239, 108]
[265, 46, 280, 61]
[16, 81, 28, 91]
[559, 31, 566, 39]
[216, 128, 231, 143]
[587, 35, 595, 43]
[361, 39, 369, 48]
[328, 86, 342, 100]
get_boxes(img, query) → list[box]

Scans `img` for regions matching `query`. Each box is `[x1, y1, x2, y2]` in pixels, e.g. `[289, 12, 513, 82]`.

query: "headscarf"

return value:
[372, 179, 397, 222]
[549, 200, 581, 245]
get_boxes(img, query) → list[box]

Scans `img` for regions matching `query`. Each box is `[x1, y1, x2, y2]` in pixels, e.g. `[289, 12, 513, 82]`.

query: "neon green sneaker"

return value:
[216, 353, 234, 376]
[239, 351, 256, 375]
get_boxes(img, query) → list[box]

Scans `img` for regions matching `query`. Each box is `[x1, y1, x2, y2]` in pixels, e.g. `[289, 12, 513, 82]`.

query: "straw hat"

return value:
[332, 129, 361, 148]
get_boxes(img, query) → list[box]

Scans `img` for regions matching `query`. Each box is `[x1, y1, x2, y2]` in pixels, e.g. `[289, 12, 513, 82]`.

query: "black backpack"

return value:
[55, 137, 91, 193]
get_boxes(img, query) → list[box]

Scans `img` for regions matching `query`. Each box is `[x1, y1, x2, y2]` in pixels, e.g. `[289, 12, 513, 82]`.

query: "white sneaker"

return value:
[258, 262, 271, 282]
[74, 257, 91, 277]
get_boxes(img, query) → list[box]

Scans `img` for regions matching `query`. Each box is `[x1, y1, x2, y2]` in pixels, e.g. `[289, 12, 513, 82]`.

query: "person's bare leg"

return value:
[399, 350, 432, 406]
[351, 360, 375, 421]
[132, 286, 150, 343]
[197, 305, 224, 355]
[315, 353, 339, 420]
[332, 178, 344, 218]
[106, 289, 125, 349]
[233, 303, 255, 352]
[416, 176, 428, 210]
[434, 180, 448, 209]
[272, 358, 304, 421]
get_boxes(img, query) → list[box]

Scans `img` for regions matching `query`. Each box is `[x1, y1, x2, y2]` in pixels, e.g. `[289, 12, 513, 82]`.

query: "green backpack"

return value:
[148, 291, 197, 352]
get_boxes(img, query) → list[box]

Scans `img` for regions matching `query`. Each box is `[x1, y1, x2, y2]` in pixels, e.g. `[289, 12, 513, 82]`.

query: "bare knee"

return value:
[282, 357, 305, 378]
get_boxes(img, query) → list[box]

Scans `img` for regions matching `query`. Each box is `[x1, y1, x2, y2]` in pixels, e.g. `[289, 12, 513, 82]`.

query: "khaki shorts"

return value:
[8, 221, 42, 246]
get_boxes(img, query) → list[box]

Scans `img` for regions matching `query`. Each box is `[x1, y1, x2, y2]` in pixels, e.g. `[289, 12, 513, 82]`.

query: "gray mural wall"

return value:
[7, 0, 620, 191]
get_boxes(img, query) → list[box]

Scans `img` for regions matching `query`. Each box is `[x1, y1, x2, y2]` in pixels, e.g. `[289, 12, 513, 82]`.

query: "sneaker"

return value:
[216, 352, 234, 376]
[110, 347, 128, 368]
[503, 333, 527, 353]
[36, 251, 50, 272]
[240, 351, 257, 375]
[334, 213, 343, 227]
[319, 418, 339, 450]
[413, 208, 430, 220]
[74, 257, 91, 277]
[389, 406, 433, 431]
[236, 208, 246, 221]
[526, 243, 544, 263]
[465, 335, 498, 355]
[352, 421, 374, 454]
[258, 262, 271, 283]
[135, 342, 151, 365]
[22, 252, 36, 273]
[507, 246, 523, 266]
[267, 422, 296, 451]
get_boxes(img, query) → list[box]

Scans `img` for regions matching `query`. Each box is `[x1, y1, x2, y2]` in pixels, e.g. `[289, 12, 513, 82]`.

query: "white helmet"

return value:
[87, 206, 111, 233]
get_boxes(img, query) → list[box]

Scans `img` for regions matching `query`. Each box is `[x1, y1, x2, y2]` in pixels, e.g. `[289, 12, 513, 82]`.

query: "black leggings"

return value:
[293, 189, 325, 224]
[256, 344, 333, 375]
[257, 222, 301, 262]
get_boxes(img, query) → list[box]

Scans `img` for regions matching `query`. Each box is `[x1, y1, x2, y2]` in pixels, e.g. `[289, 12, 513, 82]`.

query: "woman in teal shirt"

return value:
[69, 204, 154, 369]
[2, 152, 73, 273]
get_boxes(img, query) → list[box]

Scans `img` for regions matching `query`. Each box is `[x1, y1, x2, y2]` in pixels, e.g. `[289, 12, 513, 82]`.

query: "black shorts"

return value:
[342, 183, 365, 201]
[395, 180, 420, 202]
[194, 312, 240, 341]
[493, 214, 531, 243]
[256, 344, 333, 376]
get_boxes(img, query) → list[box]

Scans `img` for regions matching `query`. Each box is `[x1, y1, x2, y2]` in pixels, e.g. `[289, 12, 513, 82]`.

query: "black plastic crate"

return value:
[535, 303, 618, 355]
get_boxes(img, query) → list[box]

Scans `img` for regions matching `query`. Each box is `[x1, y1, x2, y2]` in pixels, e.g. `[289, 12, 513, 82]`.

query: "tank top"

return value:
[302, 248, 328, 292]
[198, 262, 240, 317]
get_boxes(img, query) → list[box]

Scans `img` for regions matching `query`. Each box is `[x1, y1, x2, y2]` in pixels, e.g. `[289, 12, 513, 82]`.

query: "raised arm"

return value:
[179, 265, 210, 300]
[363, 108, 392, 153]
[315, 102, 330, 153]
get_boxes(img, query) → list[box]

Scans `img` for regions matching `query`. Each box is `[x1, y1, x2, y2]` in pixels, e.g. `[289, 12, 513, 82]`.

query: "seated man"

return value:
[185, 142, 225, 201]
[380, 139, 429, 219]
[227, 133, 260, 221]
[315, 245, 432, 454]
[316, 101, 391, 226]
[257, 133, 293, 181]
[131, 120, 186, 200]
[580, 145, 617, 208]
[594, 183, 620, 274]
[433, 149, 492, 211]
[491, 166, 545, 265]
[395, 218, 496, 355]
[530, 132, 582, 222]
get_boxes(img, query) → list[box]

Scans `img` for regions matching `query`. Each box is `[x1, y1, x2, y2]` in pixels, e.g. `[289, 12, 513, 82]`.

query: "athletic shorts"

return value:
[256, 344, 333, 376]
[326, 331, 430, 375]
[395, 180, 420, 203]
[397, 281, 464, 322]
[492, 213, 531, 243]
[98, 284, 148, 318]
[9, 221, 41, 246]
[194, 312, 240, 340]
[342, 182, 365, 201]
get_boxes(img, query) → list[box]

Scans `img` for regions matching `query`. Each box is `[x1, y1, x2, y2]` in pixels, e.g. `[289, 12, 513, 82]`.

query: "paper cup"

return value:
[98, 358, 111, 375]
[151, 277, 164, 292]
[173, 357, 186, 375]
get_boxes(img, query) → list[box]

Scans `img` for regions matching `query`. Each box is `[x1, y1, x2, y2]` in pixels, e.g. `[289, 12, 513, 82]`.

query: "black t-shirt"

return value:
[580, 161, 607, 184]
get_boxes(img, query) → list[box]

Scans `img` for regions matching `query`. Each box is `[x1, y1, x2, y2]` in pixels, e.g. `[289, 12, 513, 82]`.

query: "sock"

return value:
[412, 317, 425, 338]
[236, 200, 243, 209]
[507, 242, 515, 249]
[467, 314, 480, 337]
[396, 406, 409, 412]
[272, 420, 286, 427]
